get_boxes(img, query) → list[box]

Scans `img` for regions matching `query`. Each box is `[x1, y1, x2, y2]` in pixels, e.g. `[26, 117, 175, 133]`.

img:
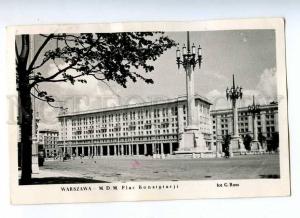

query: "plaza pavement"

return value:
[26, 154, 280, 184]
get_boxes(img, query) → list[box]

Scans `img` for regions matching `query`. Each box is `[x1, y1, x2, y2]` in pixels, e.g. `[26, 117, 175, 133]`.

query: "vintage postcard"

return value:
[7, 18, 290, 204]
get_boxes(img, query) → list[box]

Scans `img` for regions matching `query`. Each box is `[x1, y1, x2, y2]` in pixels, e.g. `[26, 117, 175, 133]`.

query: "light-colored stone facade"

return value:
[211, 103, 278, 151]
[57, 95, 212, 157]
[38, 129, 59, 158]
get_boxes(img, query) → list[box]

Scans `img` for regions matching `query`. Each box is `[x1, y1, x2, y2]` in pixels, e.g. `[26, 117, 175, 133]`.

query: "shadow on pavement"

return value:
[20, 177, 109, 185]
[259, 174, 280, 179]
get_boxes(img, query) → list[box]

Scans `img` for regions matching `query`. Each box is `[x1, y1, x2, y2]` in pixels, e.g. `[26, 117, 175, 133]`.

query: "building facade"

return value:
[38, 129, 59, 158]
[57, 95, 212, 157]
[211, 102, 279, 150]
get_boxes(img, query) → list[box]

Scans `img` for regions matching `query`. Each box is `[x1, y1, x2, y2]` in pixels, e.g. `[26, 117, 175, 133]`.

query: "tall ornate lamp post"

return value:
[226, 75, 246, 156]
[248, 95, 263, 152]
[175, 32, 207, 155]
[176, 31, 202, 128]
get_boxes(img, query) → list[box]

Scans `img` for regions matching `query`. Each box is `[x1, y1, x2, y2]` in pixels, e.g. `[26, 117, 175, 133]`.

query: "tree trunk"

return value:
[17, 35, 33, 185]
[19, 87, 33, 184]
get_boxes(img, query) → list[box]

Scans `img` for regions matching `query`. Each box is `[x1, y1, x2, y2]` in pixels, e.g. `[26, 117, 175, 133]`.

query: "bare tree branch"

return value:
[30, 62, 77, 88]
[27, 34, 54, 72]
[31, 56, 51, 70]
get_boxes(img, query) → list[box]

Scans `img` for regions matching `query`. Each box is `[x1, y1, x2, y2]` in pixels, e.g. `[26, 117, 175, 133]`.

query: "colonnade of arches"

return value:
[63, 142, 179, 157]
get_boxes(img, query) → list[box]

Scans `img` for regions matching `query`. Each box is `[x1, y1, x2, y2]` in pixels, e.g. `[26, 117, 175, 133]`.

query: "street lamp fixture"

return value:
[176, 32, 202, 70]
[248, 95, 260, 114]
[226, 75, 243, 101]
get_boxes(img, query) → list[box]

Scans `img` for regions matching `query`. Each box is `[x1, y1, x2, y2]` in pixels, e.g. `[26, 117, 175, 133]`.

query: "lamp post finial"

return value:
[233, 74, 235, 88]
[187, 31, 190, 53]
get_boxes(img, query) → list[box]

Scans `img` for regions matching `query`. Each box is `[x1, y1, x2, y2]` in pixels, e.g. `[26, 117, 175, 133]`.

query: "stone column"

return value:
[131, 144, 134, 155]
[152, 143, 155, 154]
[178, 104, 184, 133]
[136, 144, 139, 155]
[170, 143, 173, 154]
[228, 101, 246, 155]
[100, 146, 103, 156]
[232, 99, 239, 138]
[76, 147, 78, 156]
[114, 145, 117, 156]
[227, 114, 233, 135]
[120, 145, 124, 156]
[186, 63, 196, 127]
[144, 144, 147, 155]
[160, 143, 164, 154]
[248, 114, 253, 137]
[215, 115, 222, 157]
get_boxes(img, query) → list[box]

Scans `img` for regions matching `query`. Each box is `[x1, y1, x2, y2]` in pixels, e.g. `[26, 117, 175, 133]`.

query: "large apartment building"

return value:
[38, 129, 59, 158]
[211, 102, 279, 148]
[57, 95, 212, 157]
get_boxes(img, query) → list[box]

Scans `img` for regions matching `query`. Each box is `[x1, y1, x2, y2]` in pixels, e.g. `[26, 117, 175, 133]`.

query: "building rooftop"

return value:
[58, 94, 212, 118]
[39, 129, 59, 133]
[211, 102, 278, 114]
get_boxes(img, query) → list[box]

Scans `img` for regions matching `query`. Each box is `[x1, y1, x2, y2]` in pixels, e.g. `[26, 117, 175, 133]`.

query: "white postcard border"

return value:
[7, 18, 290, 204]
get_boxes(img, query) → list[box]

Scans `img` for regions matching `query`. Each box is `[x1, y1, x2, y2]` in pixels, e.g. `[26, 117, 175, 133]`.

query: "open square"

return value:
[29, 154, 280, 184]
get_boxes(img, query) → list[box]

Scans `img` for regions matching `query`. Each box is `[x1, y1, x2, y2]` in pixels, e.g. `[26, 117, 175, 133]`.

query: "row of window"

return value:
[71, 127, 180, 140]
[212, 111, 277, 119]
[72, 129, 178, 141]
[69, 106, 181, 126]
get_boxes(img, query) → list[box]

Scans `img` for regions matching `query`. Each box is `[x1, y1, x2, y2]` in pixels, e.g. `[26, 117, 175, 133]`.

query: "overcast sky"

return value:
[33, 29, 277, 129]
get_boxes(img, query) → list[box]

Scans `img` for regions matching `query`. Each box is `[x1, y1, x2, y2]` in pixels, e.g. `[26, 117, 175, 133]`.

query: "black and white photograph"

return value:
[8, 18, 290, 204]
